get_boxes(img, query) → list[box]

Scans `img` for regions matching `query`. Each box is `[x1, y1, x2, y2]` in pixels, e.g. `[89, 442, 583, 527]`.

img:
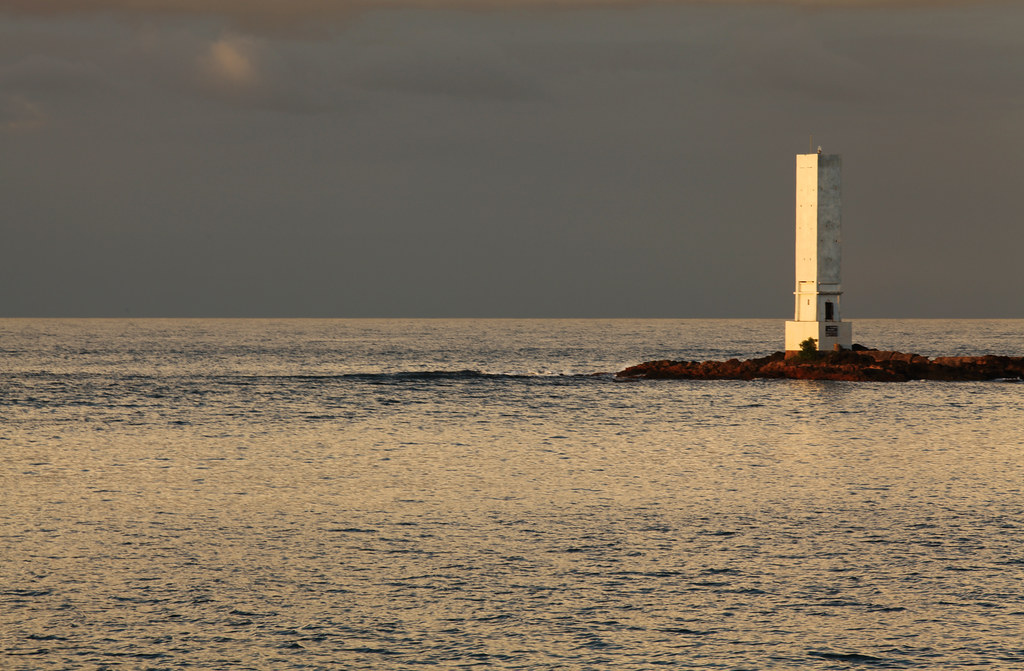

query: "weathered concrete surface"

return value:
[787, 152, 852, 352]
[616, 350, 1024, 382]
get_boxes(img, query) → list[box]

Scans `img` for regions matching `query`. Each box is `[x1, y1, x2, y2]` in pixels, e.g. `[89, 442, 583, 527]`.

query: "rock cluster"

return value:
[616, 349, 1024, 382]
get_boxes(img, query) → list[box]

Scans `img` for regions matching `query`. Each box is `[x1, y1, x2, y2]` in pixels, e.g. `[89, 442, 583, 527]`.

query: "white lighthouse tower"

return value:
[784, 151, 853, 353]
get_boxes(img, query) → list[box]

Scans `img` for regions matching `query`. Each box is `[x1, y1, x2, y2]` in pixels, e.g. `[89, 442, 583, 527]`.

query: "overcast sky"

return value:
[2, 0, 1022, 317]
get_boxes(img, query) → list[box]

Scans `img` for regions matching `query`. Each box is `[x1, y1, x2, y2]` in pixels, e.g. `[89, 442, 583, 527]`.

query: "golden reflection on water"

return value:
[2, 320, 1023, 668]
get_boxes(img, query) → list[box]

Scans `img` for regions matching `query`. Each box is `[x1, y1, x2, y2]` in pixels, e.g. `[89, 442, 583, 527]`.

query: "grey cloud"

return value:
[0, 56, 109, 130]
[0, 55, 106, 93]
[2, 3, 1023, 317]
[187, 27, 544, 110]
[0, 92, 45, 131]
[0, 0, 1011, 33]
[352, 35, 544, 102]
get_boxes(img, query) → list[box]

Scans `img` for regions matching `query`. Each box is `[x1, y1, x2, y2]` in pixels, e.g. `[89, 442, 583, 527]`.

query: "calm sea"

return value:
[2, 319, 1023, 670]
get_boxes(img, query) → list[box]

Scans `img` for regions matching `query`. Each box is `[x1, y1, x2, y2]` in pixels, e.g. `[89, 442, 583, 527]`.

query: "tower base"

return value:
[785, 320, 852, 353]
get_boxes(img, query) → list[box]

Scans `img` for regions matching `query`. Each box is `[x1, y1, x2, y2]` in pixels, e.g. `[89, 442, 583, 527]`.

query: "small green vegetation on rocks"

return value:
[797, 337, 822, 362]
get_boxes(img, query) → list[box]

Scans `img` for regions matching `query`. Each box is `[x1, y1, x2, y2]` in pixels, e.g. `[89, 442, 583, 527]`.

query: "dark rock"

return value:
[616, 349, 1024, 382]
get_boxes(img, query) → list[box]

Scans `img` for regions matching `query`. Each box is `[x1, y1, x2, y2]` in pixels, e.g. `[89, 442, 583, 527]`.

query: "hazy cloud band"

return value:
[0, 0, 999, 26]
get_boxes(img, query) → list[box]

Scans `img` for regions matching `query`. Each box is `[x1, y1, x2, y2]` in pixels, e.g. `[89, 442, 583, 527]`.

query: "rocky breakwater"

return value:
[616, 349, 1024, 382]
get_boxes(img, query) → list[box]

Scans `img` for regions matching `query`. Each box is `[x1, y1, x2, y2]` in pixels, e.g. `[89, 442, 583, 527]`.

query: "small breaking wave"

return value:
[284, 370, 611, 382]
[808, 650, 892, 665]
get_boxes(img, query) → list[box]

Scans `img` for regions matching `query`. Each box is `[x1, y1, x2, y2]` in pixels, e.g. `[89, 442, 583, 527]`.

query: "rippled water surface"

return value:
[2, 319, 1023, 669]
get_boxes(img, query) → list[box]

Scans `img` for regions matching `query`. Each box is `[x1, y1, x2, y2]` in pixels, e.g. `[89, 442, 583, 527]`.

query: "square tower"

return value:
[785, 153, 853, 352]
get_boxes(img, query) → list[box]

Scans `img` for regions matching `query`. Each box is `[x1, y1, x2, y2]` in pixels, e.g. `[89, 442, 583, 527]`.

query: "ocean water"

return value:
[2, 318, 1023, 670]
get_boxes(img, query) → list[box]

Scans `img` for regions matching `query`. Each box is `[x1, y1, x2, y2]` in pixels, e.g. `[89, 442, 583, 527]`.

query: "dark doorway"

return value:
[825, 301, 835, 321]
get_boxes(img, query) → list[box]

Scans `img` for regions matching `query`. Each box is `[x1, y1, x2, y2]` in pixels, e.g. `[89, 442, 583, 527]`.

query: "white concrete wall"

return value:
[815, 155, 842, 287]
[794, 155, 819, 321]
[794, 153, 843, 322]
[785, 320, 852, 353]
[787, 153, 851, 351]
